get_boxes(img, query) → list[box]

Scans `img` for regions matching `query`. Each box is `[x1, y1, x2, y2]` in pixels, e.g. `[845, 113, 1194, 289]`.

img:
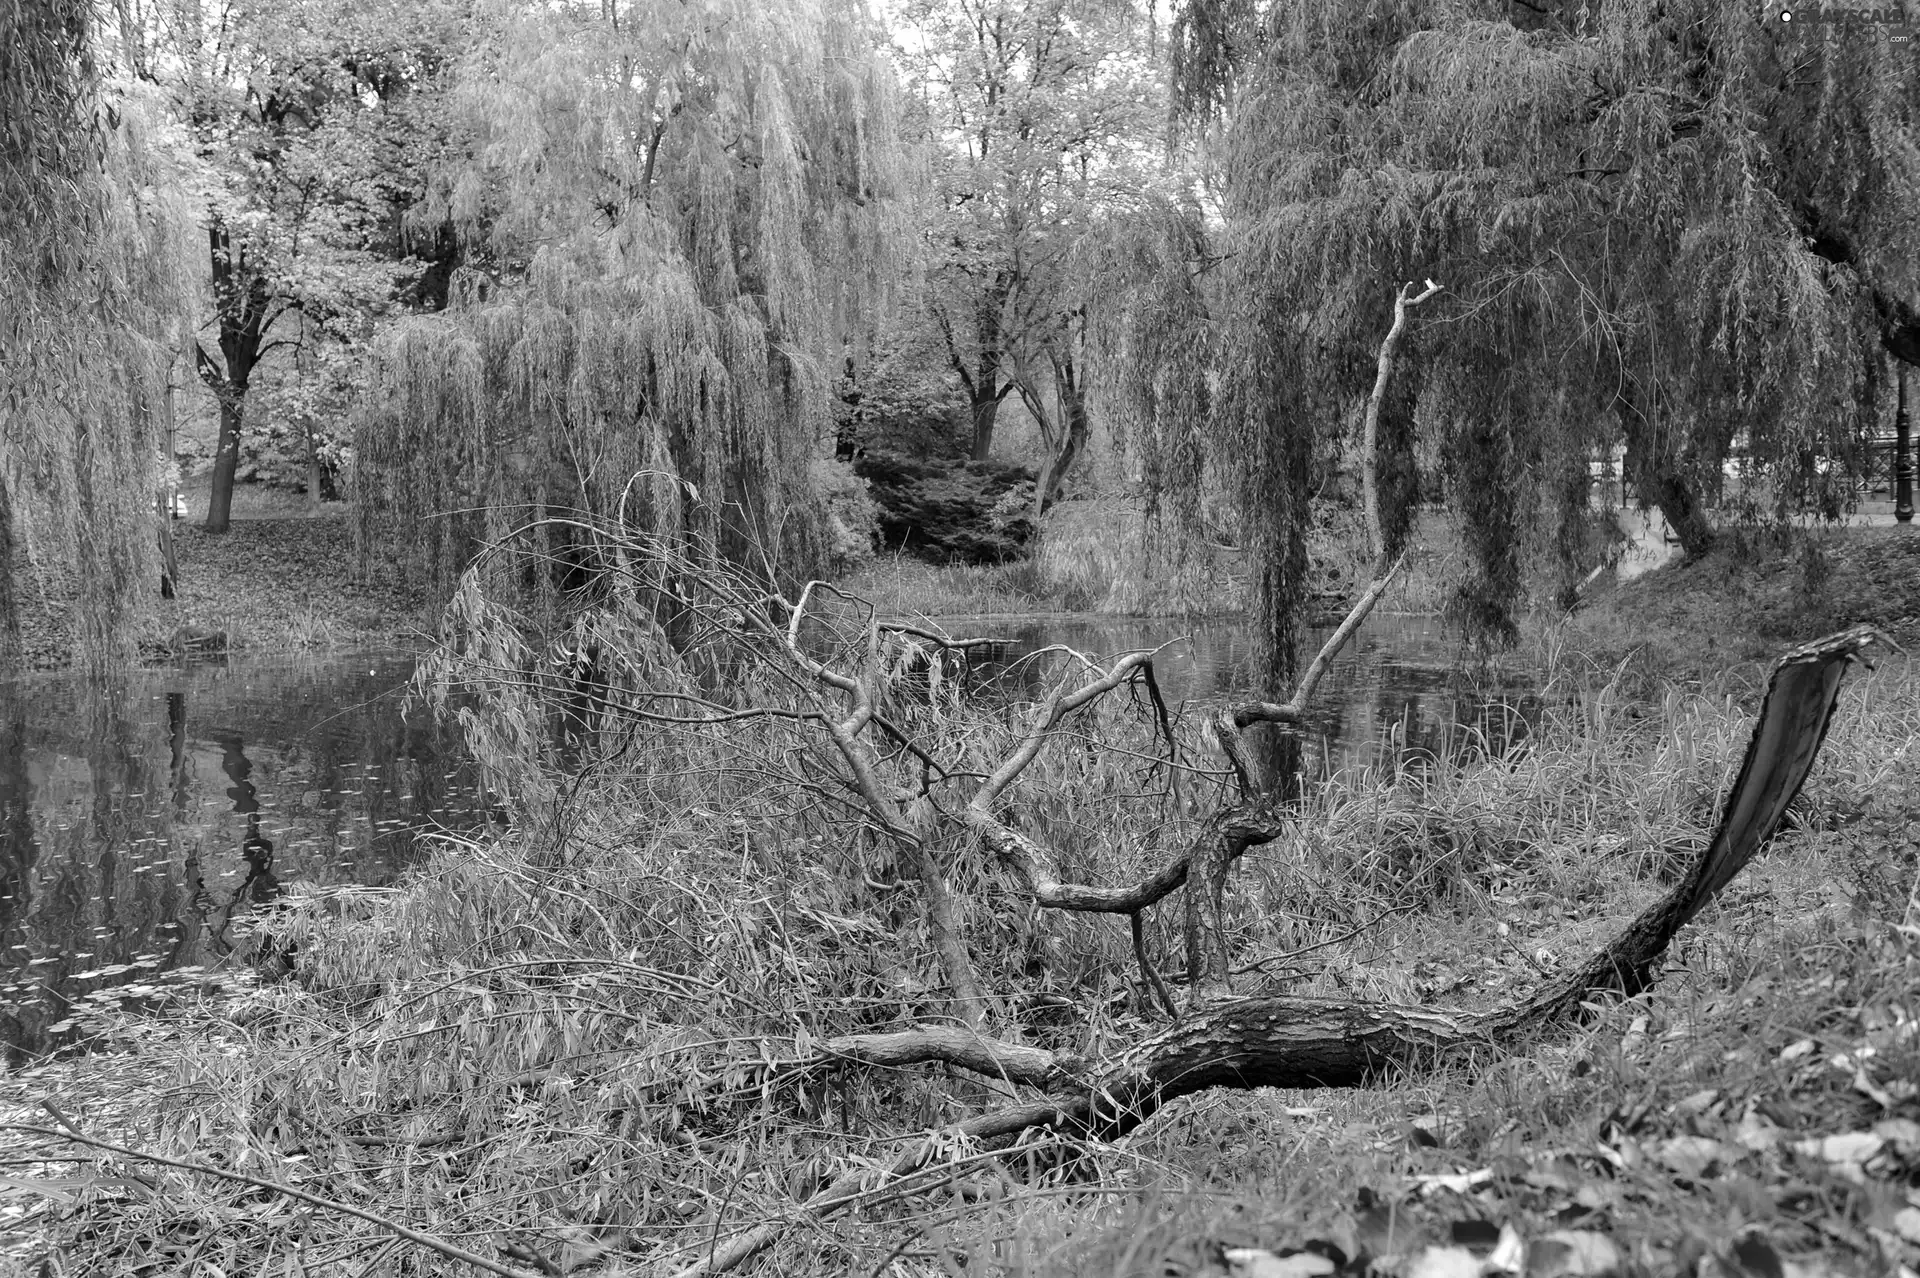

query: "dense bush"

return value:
[853, 450, 1037, 563]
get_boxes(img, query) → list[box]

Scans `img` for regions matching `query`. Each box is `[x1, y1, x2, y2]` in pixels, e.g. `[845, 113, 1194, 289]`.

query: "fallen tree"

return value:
[654, 622, 1887, 1275]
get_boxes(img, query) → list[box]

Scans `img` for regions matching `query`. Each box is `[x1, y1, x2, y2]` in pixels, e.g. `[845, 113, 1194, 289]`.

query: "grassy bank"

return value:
[16, 481, 433, 669]
[4, 576, 1917, 1274]
[4, 523, 1919, 1277]
[850, 500, 1468, 621]
[1570, 524, 1920, 673]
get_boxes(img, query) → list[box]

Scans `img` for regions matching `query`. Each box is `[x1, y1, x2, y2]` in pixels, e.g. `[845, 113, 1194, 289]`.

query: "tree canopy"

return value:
[1156, 0, 1920, 673]
[355, 0, 909, 595]
[896, 0, 1177, 519]
[115, 0, 464, 532]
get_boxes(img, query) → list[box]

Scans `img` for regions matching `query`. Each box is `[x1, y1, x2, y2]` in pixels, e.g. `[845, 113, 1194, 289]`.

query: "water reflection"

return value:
[0, 656, 482, 1062]
[938, 612, 1532, 779]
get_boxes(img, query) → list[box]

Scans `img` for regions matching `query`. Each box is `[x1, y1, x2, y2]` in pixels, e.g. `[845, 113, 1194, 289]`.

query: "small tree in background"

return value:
[111, 0, 461, 532]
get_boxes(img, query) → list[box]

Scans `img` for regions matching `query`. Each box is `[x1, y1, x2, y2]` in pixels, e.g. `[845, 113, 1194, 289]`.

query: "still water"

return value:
[0, 655, 481, 1061]
[938, 611, 1532, 777]
[0, 615, 1528, 1060]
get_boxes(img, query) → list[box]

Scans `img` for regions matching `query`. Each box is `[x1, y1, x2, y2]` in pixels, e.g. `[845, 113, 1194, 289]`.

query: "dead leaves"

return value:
[1217, 1219, 1616, 1278]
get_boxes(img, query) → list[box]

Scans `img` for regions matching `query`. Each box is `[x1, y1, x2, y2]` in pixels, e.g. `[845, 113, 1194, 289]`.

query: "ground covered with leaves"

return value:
[18, 484, 432, 669]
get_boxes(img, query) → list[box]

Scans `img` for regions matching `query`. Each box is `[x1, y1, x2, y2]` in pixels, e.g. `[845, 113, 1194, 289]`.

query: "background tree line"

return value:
[4, 0, 1918, 685]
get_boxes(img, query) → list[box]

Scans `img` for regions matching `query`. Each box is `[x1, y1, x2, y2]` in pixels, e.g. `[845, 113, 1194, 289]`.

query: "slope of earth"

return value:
[1570, 525, 1920, 674]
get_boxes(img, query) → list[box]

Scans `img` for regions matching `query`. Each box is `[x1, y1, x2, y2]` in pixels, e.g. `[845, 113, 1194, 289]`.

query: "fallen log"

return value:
[685, 624, 1888, 1275]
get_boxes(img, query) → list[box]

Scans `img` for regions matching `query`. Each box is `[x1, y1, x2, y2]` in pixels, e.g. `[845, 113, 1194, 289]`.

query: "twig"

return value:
[0, 1124, 541, 1278]
[1230, 903, 1419, 976]
[1132, 909, 1181, 1020]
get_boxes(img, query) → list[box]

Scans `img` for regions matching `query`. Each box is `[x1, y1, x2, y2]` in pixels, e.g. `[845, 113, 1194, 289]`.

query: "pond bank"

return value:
[17, 488, 432, 670]
[1569, 522, 1920, 674]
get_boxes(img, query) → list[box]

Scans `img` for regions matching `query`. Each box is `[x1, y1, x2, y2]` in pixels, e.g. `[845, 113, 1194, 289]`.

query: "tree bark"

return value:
[1030, 352, 1088, 523]
[1640, 459, 1716, 558]
[1617, 380, 1716, 558]
[197, 222, 273, 535]
[966, 272, 1012, 461]
[0, 474, 18, 672]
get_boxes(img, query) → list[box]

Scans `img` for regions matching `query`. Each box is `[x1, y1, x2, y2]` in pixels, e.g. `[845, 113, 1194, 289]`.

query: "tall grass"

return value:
[13, 632, 1918, 1276]
[842, 553, 1081, 617]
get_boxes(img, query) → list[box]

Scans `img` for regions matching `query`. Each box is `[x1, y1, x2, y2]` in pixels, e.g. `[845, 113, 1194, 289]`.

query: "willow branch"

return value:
[1228, 550, 1410, 734]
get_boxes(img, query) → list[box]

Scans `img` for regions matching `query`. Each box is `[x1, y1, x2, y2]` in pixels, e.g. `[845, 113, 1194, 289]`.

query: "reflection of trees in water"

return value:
[0, 679, 173, 1062]
[206, 729, 278, 956]
[0, 710, 40, 1058]
[0, 659, 492, 1058]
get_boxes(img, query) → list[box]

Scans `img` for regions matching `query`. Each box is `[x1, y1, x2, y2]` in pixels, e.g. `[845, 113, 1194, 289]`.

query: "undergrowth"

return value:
[5, 631, 1918, 1276]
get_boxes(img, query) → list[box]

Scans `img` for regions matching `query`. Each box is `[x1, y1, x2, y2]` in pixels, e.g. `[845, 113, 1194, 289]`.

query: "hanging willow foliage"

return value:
[1077, 196, 1219, 616]
[1, 2, 185, 671]
[1158, 0, 1918, 671]
[354, 0, 908, 602]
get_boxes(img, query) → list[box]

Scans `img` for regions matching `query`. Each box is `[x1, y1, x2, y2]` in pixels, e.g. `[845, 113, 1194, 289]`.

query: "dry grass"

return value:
[6, 615, 1917, 1276]
[841, 553, 1089, 617]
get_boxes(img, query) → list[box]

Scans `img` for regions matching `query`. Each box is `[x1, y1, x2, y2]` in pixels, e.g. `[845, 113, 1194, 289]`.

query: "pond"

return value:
[0, 614, 1530, 1061]
[936, 611, 1532, 779]
[0, 655, 483, 1062]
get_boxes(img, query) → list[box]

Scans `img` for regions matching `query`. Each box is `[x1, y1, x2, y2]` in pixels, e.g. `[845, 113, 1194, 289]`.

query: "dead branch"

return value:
[783, 580, 992, 1027]
[681, 626, 1885, 1274]
[1224, 551, 1411, 738]
[1362, 278, 1444, 562]
[1, 1124, 542, 1278]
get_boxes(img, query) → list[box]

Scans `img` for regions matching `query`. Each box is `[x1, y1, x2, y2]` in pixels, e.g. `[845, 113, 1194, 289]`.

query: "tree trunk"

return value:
[0, 474, 18, 672]
[967, 274, 1011, 461]
[197, 222, 271, 536]
[1617, 380, 1715, 559]
[968, 383, 1002, 463]
[305, 431, 323, 513]
[1641, 459, 1715, 558]
[205, 394, 242, 534]
[1031, 353, 1088, 522]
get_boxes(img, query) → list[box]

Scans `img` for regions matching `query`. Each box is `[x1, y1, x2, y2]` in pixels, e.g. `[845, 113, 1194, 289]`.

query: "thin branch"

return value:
[1229, 550, 1410, 731]
[1132, 910, 1180, 1020]
[1362, 278, 1444, 561]
[1, 1125, 540, 1278]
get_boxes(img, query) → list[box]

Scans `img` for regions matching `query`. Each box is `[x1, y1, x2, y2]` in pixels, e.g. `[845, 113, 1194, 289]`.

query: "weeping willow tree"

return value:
[1155, 0, 1920, 681]
[1, 2, 184, 671]
[1076, 195, 1221, 614]
[354, 0, 908, 599]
